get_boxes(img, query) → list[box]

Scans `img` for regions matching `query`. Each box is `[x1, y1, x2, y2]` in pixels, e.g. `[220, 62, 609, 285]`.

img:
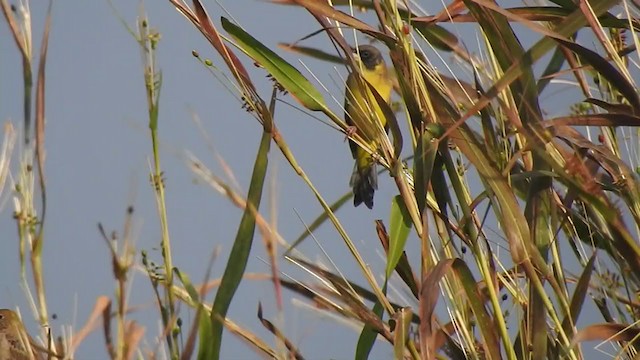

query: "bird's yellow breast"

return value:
[344, 63, 393, 139]
[344, 62, 393, 169]
[361, 63, 393, 103]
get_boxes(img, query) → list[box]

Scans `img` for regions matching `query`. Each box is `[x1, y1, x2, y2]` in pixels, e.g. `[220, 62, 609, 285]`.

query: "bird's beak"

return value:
[350, 47, 361, 61]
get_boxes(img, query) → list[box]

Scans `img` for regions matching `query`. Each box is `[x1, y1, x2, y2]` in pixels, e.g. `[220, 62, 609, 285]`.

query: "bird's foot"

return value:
[344, 126, 357, 142]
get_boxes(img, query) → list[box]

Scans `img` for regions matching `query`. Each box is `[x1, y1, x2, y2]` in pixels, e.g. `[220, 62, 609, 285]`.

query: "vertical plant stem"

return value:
[138, 16, 177, 358]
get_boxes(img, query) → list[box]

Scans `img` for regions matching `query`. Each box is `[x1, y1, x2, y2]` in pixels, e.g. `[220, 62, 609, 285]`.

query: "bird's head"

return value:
[352, 45, 385, 71]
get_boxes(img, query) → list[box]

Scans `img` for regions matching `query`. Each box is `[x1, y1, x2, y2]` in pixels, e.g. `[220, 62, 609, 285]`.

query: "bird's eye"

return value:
[360, 50, 371, 59]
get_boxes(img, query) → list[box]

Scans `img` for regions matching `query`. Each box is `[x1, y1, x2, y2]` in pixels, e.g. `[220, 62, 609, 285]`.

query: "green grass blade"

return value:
[222, 17, 327, 111]
[386, 196, 412, 279]
[209, 131, 271, 359]
[413, 129, 438, 215]
[175, 268, 200, 303]
[197, 305, 215, 360]
[452, 259, 501, 360]
[561, 253, 596, 338]
[537, 45, 566, 93]
[412, 22, 466, 56]
[355, 297, 384, 359]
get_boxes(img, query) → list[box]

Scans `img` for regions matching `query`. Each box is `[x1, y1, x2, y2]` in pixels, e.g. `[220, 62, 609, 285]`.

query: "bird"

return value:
[0, 309, 40, 360]
[344, 45, 394, 209]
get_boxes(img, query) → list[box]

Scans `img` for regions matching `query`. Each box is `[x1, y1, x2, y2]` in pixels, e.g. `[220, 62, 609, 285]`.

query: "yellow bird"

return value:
[0, 309, 40, 360]
[344, 45, 393, 209]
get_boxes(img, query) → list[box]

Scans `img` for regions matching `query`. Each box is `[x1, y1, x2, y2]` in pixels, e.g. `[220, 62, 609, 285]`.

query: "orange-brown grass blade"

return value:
[286, 257, 392, 340]
[391, 307, 412, 359]
[555, 38, 640, 113]
[419, 259, 455, 360]
[70, 297, 112, 354]
[256, 303, 304, 360]
[101, 300, 115, 359]
[277, 43, 344, 64]
[276, 0, 396, 45]
[169, 0, 256, 99]
[572, 323, 640, 345]
[123, 321, 144, 360]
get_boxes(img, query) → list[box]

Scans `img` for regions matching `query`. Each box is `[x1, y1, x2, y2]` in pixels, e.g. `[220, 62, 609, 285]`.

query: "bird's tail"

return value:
[350, 162, 377, 209]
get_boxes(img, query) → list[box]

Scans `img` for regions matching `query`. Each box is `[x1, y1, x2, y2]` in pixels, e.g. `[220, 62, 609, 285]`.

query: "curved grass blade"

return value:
[420, 259, 455, 360]
[209, 131, 271, 359]
[412, 22, 470, 60]
[452, 259, 501, 360]
[544, 113, 640, 128]
[386, 196, 412, 278]
[375, 221, 418, 298]
[286, 256, 394, 356]
[222, 17, 327, 111]
[257, 303, 305, 360]
[419, 7, 640, 31]
[464, 0, 542, 125]
[355, 298, 384, 360]
[392, 307, 413, 359]
[278, 43, 344, 64]
[196, 306, 215, 360]
[441, 0, 616, 142]
[537, 45, 566, 93]
[413, 128, 439, 215]
[281, 0, 396, 45]
[554, 38, 640, 113]
[561, 253, 596, 338]
[290, 0, 466, 57]
[573, 323, 640, 344]
[175, 269, 207, 360]
[0, 0, 33, 144]
[175, 268, 200, 303]
[188, 0, 255, 92]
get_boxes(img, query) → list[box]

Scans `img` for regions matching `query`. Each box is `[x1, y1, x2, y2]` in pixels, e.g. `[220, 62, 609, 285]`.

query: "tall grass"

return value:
[3, 0, 640, 359]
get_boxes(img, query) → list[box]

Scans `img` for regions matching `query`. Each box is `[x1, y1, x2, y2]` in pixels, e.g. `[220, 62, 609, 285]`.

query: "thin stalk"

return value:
[138, 16, 177, 358]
